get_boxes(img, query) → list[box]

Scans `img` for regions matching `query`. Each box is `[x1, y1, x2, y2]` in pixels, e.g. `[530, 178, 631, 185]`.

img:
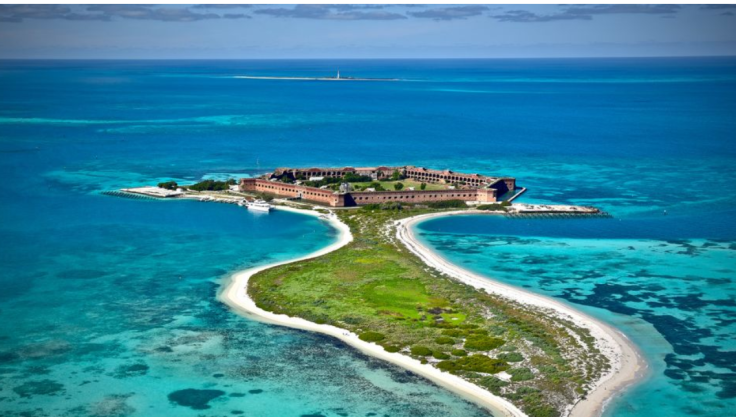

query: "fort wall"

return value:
[349, 189, 496, 205]
[240, 178, 345, 207]
[240, 178, 499, 207]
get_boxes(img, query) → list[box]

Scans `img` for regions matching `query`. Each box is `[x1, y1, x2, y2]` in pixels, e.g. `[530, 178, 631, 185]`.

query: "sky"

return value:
[1, 4, 735, 59]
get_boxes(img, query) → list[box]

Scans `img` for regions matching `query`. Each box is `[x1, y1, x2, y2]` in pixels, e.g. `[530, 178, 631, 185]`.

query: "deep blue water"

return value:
[1, 58, 735, 417]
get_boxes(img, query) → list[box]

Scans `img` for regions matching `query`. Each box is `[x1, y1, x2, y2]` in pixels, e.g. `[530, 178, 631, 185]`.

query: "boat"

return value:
[247, 199, 272, 213]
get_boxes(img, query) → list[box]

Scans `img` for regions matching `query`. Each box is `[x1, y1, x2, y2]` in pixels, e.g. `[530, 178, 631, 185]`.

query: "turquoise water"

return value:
[415, 215, 736, 416]
[1, 58, 735, 416]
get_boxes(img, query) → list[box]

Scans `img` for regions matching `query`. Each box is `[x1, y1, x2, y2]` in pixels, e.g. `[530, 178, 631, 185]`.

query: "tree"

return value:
[420, 182, 427, 190]
[391, 169, 403, 181]
[394, 182, 404, 191]
[158, 181, 178, 190]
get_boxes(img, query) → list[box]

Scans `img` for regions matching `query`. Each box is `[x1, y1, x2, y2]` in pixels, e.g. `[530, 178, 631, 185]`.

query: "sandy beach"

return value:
[219, 207, 645, 417]
[219, 206, 526, 417]
[397, 211, 648, 417]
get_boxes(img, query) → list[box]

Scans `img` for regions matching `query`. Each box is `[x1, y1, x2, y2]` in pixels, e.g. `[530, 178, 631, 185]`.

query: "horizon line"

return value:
[1, 55, 735, 61]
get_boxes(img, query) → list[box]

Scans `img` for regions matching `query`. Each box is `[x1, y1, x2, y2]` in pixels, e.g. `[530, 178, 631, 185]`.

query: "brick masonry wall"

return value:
[240, 178, 502, 207]
[349, 188, 496, 205]
[240, 179, 344, 207]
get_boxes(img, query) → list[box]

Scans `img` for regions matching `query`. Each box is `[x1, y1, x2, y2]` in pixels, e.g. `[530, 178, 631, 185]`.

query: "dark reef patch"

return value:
[168, 388, 226, 410]
[248, 389, 263, 394]
[112, 363, 149, 378]
[13, 379, 65, 398]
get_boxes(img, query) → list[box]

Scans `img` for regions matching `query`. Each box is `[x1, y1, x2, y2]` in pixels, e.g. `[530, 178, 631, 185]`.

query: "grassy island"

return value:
[248, 207, 611, 417]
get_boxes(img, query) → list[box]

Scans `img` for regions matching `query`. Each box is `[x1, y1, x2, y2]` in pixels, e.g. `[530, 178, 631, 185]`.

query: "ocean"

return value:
[0, 58, 734, 416]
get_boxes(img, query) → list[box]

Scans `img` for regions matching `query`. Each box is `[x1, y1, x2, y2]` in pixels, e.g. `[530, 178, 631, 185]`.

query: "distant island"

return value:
[235, 70, 400, 82]
[118, 164, 643, 417]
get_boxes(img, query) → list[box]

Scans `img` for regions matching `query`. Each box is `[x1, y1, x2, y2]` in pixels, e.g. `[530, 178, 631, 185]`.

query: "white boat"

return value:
[247, 199, 272, 213]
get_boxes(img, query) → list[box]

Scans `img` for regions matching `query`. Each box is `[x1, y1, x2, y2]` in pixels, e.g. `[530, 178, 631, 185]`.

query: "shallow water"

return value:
[1, 58, 735, 416]
[415, 215, 736, 417]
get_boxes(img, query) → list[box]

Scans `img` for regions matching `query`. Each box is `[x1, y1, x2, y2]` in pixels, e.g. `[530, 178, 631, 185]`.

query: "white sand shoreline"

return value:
[219, 207, 645, 417]
[219, 206, 525, 416]
[397, 211, 648, 417]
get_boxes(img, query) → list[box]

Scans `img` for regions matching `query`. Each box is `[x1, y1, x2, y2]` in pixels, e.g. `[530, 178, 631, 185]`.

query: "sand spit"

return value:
[219, 207, 645, 417]
[396, 211, 647, 417]
[219, 207, 525, 417]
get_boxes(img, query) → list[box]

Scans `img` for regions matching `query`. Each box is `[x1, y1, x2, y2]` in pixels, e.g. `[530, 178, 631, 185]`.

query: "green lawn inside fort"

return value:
[248, 206, 610, 417]
[350, 178, 449, 192]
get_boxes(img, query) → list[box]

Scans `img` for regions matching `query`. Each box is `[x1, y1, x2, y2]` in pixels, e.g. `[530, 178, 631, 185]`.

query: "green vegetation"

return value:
[498, 352, 524, 362]
[359, 331, 386, 342]
[361, 202, 403, 211]
[248, 208, 610, 416]
[352, 181, 386, 192]
[478, 376, 509, 394]
[393, 182, 404, 191]
[509, 367, 535, 382]
[157, 181, 178, 190]
[410, 346, 433, 356]
[343, 172, 373, 183]
[389, 169, 404, 181]
[187, 179, 234, 191]
[464, 335, 505, 351]
[435, 336, 455, 345]
[420, 182, 427, 190]
[424, 199, 468, 209]
[477, 201, 511, 212]
[437, 355, 509, 374]
[433, 351, 451, 360]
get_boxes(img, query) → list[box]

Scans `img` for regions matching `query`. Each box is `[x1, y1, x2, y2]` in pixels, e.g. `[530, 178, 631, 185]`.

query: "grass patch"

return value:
[437, 355, 509, 374]
[410, 346, 433, 356]
[509, 367, 535, 382]
[498, 352, 524, 362]
[359, 331, 385, 342]
[435, 336, 455, 345]
[464, 335, 506, 351]
[247, 208, 609, 417]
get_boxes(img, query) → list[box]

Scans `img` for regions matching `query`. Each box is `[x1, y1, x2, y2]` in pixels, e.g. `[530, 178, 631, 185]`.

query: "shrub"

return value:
[478, 376, 509, 394]
[477, 202, 511, 212]
[158, 181, 178, 190]
[343, 173, 372, 183]
[436, 355, 509, 374]
[464, 335, 505, 351]
[393, 182, 404, 191]
[433, 351, 451, 360]
[442, 329, 463, 337]
[435, 336, 455, 345]
[508, 367, 535, 382]
[497, 352, 524, 362]
[383, 345, 401, 353]
[426, 199, 467, 209]
[410, 346, 432, 356]
[359, 331, 385, 342]
[525, 405, 558, 417]
[420, 182, 427, 190]
[451, 349, 467, 357]
[437, 360, 457, 372]
[188, 180, 231, 191]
